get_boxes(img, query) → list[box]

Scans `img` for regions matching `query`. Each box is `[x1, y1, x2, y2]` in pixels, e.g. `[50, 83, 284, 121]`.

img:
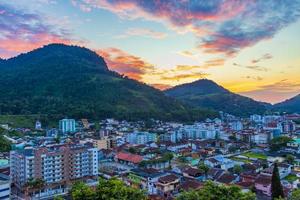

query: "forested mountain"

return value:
[274, 94, 300, 113]
[0, 44, 216, 121]
[165, 79, 270, 117]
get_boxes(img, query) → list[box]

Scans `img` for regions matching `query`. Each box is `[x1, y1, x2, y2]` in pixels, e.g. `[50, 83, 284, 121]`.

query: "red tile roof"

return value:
[115, 152, 143, 164]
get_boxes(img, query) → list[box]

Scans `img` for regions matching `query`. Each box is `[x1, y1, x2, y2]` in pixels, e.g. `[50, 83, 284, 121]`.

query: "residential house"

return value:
[255, 174, 272, 197]
[126, 168, 165, 195]
[182, 167, 205, 181]
[216, 173, 239, 184]
[155, 174, 180, 197]
[115, 152, 143, 167]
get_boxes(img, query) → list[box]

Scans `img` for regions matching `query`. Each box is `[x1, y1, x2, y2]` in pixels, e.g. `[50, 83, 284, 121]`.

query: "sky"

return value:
[1, 0, 300, 104]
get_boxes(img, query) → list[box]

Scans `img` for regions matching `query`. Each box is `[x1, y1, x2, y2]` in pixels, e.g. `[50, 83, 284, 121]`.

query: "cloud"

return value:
[203, 58, 225, 68]
[160, 72, 209, 81]
[251, 53, 273, 64]
[177, 50, 195, 58]
[259, 80, 300, 92]
[150, 83, 172, 90]
[97, 47, 154, 80]
[233, 63, 269, 72]
[240, 79, 300, 103]
[117, 28, 167, 39]
[0, 3, 74, 58]
[72, 0, 300, 57]
[242, 76, 263, 81]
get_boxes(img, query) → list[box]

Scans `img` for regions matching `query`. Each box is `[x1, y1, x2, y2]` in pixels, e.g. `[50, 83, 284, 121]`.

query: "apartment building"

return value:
[10, 143, 98, 199]
[126, 132, 157, 145]
[59, 118, 76, 133]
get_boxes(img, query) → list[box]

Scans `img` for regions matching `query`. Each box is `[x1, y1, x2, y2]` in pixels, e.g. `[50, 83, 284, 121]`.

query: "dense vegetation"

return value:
[0, 44, 217, 122]
[165, 79, 270, 117]
[270, 136, 292, 152]
[0, 128, 11, 152]
[274, 94, 300, 113]
[177, 181, 255, 200]
[271, 163, 285, 199]
[70, 178, 146, 200]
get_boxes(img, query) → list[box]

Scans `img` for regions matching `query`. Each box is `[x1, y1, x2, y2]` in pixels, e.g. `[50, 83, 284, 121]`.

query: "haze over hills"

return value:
[0, 44, 217, 121]
[274, 94, 300, 113]
[165, 79, 271, 117]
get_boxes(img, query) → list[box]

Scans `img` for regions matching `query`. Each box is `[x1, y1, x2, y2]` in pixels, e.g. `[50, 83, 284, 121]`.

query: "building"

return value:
[126, 132, 157, 145]
[115, 152, 143, 166]
[250, 115, 262, 123]
[155, 174, 180, 197]
[126, 168, 165, 195]
[0, 174, 10, 200]
[35, 120, 42, 130]
[280, 120, 296, 134]
[10, 143, 98, 199]
[204, 155, 237, 170]
[94, 136, 115, 150]
[179, 123, 221, 140]
[255, 174, 272, 197]
[59, 118, 76, 133]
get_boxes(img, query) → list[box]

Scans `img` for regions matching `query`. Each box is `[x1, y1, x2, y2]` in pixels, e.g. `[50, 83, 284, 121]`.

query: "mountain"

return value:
[274, 94, 300, 113]
[0, 44, 217, 122]
[165, 79, 269, 116]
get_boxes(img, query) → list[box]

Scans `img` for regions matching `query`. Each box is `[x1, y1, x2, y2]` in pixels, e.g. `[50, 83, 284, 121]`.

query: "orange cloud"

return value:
[150, 83, 172, 90]
[160, 72, 209, 81]
[240, 80, 300, 103]
[97, 48, 154, 81]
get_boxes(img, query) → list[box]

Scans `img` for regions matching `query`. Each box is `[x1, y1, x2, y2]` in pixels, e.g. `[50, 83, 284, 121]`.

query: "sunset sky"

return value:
[1, 0, 300, 104]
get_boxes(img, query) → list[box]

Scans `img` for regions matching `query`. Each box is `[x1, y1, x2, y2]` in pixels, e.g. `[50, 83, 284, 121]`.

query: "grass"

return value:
[284, 174, 298, 182]
[241, 152, 267, 160]
[0, 115, 37, 128]
[0, 115, 57, 128]
[231, 157, 252, 163]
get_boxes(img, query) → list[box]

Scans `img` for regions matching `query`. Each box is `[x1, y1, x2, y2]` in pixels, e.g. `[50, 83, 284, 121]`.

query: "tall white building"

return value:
[59, 118, 76, 133]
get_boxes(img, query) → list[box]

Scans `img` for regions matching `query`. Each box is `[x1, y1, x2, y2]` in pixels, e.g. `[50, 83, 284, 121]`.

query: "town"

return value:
[1, 112, 300, 200]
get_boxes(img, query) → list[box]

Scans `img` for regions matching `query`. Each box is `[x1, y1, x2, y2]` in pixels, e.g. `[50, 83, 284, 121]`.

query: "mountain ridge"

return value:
[274, 94, 300, 113]
[165, 79, 271, 116]
[0, 44, 217, 122]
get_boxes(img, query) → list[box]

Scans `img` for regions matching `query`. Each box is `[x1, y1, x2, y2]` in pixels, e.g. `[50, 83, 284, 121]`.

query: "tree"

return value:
[24, 178, 45, 198]
[54, 196, 65, 200]
[198, 162, 209, 178]
[270, 136, 292, 152]
[177, 181, 255, 200]
[163, 152, 174, 164]
[0, 135, 11, 152]
[70, 181, 95, 200]
[229, 135, 237, 141]
[232, 165, 243, 175]
[70, 178, 146, 200]
[228, 146, 237, 153]
[96, 178, 146, 200]
[286, 154, 295, 164]
[54, 135, 61, 144]
[271, 163, 284, 200]
[290, 189, 300, 200]
[128, 147, 137, 154]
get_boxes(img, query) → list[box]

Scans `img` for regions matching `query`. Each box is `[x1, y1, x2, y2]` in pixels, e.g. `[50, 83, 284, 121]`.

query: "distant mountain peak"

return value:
[165, 78, 269, 116]
[0, 44, 217, 121]
[274, 94, 300, 112]
[165, 78, 229, 96]
[6, 43, 109, 71]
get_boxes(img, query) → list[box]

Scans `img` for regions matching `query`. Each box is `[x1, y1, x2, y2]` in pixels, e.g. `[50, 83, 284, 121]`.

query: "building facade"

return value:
[59, 119, 76, 133]
[10, 143, 98, 199]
